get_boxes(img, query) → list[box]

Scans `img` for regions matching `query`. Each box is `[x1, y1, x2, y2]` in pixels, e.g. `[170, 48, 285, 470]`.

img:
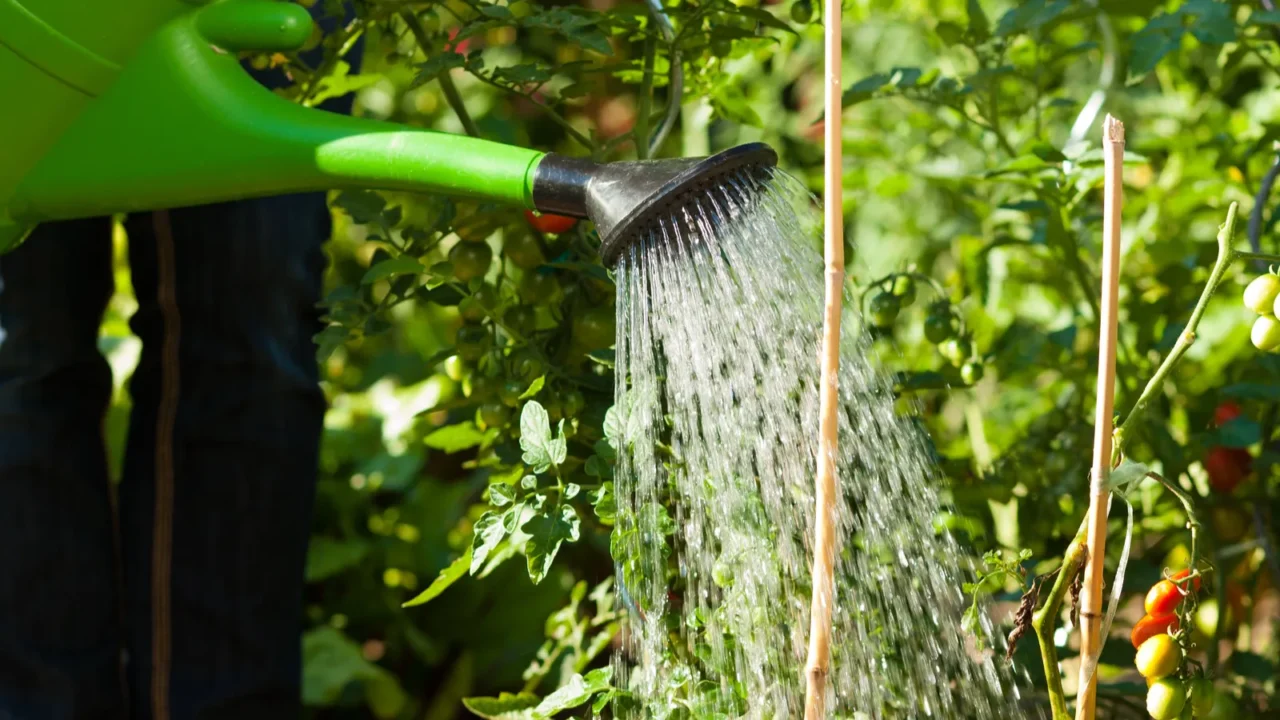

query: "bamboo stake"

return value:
[1074, 114, 1124, 720]
[803, 0, 843, 715]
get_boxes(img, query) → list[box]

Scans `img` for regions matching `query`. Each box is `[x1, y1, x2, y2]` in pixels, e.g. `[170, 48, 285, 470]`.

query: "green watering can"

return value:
[0, 0, 777, 263]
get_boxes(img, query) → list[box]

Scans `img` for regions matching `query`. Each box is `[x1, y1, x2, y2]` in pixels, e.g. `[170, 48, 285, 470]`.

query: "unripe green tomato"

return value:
[891, 275, 917, 307]
[563, 390, 586, 418]
[924, 309, 959, 343]
[939, 337, 972, 367]
[455, 324, 492, 361]
[519, 272, 561, 305]
[543, 396, 564, 422]
[450, 242, 492, 282]
[790, 0, 813, 23]
[960, 361, 984, 385]
[504, 305, 536, 332]
[1135, 634, 1182, 679]
[868, 292, 900, 328]
[1243, 274, 1280, 314]
[1250, 315, 1280, 352]
[499, 381, 524, 408]
[478, 403, 510, 429]
[508, 0, 534, 18]
[1273, 289, 1280, 320]
[443, 354, 465, 382]
[1188, 678, 1215, 717]
[467, 373, 496, 399]
[459, 285, 497, 322]
[508, 349, 544, 383]
[1146, 678, 1187, 720]
[573, 307, 617, 351]
[1201, 692, 1237, 720]
[504, 232, 545, 270]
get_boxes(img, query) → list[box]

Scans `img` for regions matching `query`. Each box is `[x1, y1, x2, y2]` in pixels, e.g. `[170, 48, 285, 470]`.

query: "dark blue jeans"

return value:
[0, 7, 360, 715]
[0, 195, 332, 719]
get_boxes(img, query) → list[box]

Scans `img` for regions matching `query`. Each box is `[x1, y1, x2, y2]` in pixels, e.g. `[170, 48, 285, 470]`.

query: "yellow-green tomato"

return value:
[1201, 691, 1238, 720]
[1251, 315, 1280, 352]
[1188, 678, 1215, 717]
[1146, 678, 1187, 720]
[1244, 274, 1280, 314]
[1135, 634, 1182, 679]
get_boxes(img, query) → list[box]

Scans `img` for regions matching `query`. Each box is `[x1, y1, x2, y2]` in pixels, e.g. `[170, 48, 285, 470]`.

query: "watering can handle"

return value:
[196, 1, 314, 53]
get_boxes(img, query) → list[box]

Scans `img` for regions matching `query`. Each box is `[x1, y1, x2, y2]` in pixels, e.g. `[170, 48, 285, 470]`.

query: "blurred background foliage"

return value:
[92, 0, 1279, 716]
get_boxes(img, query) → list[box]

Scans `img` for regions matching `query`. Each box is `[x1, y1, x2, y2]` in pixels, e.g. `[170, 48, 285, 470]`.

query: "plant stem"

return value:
[1112, 203, 1241, 461]
[398, 11, 484, 139]
[1033, 521, 1088, 720]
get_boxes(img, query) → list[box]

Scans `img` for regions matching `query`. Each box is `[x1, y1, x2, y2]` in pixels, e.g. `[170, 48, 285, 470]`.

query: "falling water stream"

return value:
[609, 169, 1030, 718]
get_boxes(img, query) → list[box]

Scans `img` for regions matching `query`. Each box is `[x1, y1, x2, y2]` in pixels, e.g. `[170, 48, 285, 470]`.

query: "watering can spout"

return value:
[3, 1, 544, 248]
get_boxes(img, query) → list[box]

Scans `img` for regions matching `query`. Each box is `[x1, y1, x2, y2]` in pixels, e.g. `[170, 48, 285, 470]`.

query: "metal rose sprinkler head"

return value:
[531, 143, 779, 267]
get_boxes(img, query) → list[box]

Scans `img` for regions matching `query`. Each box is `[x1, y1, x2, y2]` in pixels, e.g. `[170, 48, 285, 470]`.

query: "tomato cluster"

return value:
[1131, 569, 1226, 719]
[1243, 272, 1280, 351]
[865, 274, 986, 386]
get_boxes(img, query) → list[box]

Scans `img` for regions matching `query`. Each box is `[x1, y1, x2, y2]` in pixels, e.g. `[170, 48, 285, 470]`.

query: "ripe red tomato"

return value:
[1169, 568, 1202, 593]
[1145, 580, 1184, 617]
[1203, 446, 1251, 494]
[1212, 401, 1241, 427]
[524, 210, 577, 234]
[1131, 613, 1179, 649]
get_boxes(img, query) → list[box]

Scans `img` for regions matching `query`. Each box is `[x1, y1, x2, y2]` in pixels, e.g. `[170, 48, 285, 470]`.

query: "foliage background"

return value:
[93, 0, 1280, 716]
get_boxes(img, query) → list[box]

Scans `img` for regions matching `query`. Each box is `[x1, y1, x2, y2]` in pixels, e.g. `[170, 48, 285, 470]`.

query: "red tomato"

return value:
[524, 210, 577, 235]
[1213, 401, 1241, 427]
[1203, 446, 1251, 494]
[1170, 568, 1202, 593]
[1145, 580, 1184, 617]
[1131, 613, 1180, 649]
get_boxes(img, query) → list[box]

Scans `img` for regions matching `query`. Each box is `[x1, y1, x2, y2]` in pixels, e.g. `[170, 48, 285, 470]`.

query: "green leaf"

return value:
[402, 548, 472, 607]
[1183, 0, 1234, 44]
[493, 62, 553, 86]
[603, 405, 622, 448]
[1129, 25, 1183, 76]
[424, 423, 488, 452]
[737, 6, 797, 35]
[591, 481, 616, 522]
[519, 401, 555, 472]
[333, 189, 386, 224]
[935, 21, 965, 45]
[842, 73, 889, 106]
[412, 52, 466, 87]
[490, 483, 516, 507]
[307, 60, 381, 106]
[306, 537, 370, 582]
[519, 376, 545, 400]
[966, 0, 990, 41]
[1217, 417, 1261, 448]
[1250, 9, 1280, 24]
[1222, 382, 1280, 400]
[533, 667, 613, 715]
[1108, 459, 1151, 495]
[462, 692, 542, 719]
[471, 511, 508, 575]
[362, 257, 425, 285]
[522, 504, 580, 584]
[1029, 142, 1067, 163]
[1229, 651, 1275, 681]
[303, 626, 406, 717]
[549, 419, 568, 466]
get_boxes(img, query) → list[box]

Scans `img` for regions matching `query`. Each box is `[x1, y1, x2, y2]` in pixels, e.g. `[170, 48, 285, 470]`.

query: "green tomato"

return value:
[1146, 678, 1187, 720]
[459, 285, 497, 323]
[868, 292, 900, 328]
[504, 232, 546, 270]
[924, 308, 959, 343]
[508, 348, 544, 383]
[504, 305, 536, 332]
[1135, 634, 1182, 679]
[573, 307, 616, 351]
[519, 272, 561, 305]
[1243, 274, 1280, 314]
[478, 403, 510, 429]
[563, 390, 585, 418]
[1250, 314, 1280, 352]
[939, 337, 972, 367]
[891, 275, 917, 307]
[455, 324, 492, 361]
[1201, 691, 1237, 720]
[790, 0, 813, 23]
[499, 381, 525, 408]
[1188, 678, 1215, 717]
[467, 373, 496, 399]
[443, 354, 466, 382]
[960, 361, 984, 385]
[450, 242, 493, 282]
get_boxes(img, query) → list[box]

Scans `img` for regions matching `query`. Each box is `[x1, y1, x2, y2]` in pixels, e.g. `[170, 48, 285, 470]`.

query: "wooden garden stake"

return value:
[1074, 114, 1124, 720]
[803, 0, 843, 716]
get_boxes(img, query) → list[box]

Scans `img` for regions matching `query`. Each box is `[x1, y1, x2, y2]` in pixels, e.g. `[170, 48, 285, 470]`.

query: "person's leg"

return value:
[120, 196, 330, 720]
[0, 219, 125, 719]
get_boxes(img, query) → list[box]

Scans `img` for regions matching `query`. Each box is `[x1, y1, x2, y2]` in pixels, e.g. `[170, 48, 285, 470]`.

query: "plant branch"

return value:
[399, 11, 484, 139]
[1032, 521, 1089, 720]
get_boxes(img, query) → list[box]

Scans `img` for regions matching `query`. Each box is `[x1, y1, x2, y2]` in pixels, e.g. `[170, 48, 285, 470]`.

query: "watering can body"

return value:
[0, 0, 547, 251]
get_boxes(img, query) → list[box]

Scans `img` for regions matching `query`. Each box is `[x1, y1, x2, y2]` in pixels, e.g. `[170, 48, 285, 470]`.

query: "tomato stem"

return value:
[1032, 518, 1089, 720]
